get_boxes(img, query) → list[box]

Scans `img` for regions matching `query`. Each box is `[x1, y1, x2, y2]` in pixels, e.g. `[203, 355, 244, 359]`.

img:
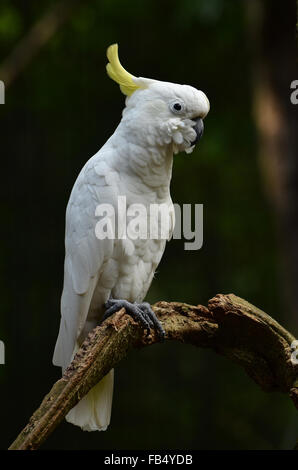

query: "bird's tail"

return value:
[66, 369, 114, 432]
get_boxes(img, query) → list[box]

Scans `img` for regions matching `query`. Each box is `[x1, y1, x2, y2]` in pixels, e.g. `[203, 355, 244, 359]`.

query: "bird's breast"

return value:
[109, 237, 167, 302]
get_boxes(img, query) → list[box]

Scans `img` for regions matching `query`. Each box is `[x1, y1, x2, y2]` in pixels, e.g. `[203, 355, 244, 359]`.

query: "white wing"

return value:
[53, 152, 115, 370]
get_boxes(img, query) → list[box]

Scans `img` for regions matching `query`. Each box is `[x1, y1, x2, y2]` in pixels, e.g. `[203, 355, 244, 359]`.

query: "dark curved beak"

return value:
[191, 118, 204, 146]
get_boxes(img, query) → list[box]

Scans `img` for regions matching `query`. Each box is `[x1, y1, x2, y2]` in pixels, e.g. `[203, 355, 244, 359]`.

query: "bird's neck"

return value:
[109, 123, 174, 200]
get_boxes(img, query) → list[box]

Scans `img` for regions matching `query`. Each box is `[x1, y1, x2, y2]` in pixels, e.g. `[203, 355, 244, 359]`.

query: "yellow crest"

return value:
[106, 44, 140, 96]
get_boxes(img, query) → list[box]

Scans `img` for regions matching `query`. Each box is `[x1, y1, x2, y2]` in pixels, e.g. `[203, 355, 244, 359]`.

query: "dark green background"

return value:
[0, 0, 297, 449]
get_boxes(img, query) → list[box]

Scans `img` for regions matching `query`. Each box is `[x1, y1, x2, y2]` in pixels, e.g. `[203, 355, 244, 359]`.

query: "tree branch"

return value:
[8, 294, 298, 450]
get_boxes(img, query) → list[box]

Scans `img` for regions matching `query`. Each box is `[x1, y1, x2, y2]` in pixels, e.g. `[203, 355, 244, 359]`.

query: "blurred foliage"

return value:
[0, 0, 296, 450]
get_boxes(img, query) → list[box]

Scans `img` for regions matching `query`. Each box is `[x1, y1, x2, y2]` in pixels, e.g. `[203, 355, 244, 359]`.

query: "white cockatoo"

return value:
[53, 44, 209, 432]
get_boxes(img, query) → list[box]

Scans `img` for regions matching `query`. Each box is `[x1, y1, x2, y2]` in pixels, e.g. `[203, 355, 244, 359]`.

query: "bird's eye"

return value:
[173, 103, 182, 111]
[169, 100, 185, 114]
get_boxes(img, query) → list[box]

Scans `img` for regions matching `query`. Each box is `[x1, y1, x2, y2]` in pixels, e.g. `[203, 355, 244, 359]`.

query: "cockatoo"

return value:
[53, 44, 209, 432]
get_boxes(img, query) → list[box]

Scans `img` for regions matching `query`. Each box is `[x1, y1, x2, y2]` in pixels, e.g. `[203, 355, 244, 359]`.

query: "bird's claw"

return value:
[103, 299, 165, 339]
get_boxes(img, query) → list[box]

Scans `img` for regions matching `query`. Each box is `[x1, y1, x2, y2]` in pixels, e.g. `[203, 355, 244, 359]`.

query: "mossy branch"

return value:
[9, 293, 298, 450]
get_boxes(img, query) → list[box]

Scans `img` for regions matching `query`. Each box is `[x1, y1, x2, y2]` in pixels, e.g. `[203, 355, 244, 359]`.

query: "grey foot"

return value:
[103, 299, 165, 339]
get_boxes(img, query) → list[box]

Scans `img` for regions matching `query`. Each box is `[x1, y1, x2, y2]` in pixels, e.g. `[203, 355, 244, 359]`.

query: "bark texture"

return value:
[9, 294, 298, 450]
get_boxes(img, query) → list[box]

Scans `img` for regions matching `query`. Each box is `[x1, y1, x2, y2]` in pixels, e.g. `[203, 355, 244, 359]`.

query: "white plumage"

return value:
[53, 44, 209, 432]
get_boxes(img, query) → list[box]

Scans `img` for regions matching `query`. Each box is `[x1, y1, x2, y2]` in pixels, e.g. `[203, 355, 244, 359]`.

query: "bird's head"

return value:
[106, 44, 210, 154]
